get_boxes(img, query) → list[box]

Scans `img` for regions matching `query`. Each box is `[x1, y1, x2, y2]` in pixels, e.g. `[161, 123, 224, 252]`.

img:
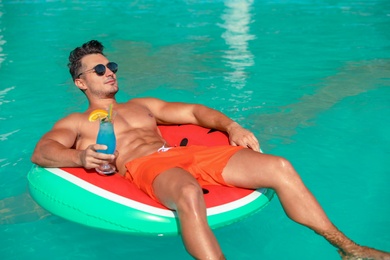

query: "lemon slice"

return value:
[88, 109, 108, 122]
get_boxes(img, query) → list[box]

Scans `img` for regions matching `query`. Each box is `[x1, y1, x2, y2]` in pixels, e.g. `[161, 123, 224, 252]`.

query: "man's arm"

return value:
[136, 98, 260, 151]
[31, 114, 113, 168]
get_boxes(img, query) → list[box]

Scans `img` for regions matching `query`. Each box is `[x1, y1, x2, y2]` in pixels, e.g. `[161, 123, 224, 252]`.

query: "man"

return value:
[31, 40, 389, 260]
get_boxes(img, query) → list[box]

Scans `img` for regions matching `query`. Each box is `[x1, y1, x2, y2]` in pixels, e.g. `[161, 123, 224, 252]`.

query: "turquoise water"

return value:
[1, 0, 389, 259]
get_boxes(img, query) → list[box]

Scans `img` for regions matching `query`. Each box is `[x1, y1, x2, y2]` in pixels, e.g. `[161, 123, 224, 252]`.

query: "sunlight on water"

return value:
[0, 1, 389, 259]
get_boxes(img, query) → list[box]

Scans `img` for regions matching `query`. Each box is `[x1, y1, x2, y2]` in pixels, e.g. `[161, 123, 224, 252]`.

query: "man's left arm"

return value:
[192, 105, 260, 152]
[138, 98, 260, 151]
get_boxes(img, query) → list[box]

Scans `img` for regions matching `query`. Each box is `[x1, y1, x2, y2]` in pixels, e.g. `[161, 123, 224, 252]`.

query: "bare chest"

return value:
[75, 106, 158, 150]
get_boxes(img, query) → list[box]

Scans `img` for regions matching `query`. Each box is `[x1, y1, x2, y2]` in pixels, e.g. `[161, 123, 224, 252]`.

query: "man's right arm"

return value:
[31, 116, 84, 167]
[31, 115, 115, 169]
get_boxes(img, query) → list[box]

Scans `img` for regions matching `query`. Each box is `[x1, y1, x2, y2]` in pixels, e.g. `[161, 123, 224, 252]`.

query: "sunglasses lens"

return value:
[107, 62, 118, 73]
[94, 64, 106, 76]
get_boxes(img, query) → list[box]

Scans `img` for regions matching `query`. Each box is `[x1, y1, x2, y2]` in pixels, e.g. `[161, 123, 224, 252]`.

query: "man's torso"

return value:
[73, 100, 167, 175]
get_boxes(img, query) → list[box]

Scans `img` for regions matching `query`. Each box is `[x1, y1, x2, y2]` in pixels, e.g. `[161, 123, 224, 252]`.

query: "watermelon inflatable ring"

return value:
[28, 125, 274, 235]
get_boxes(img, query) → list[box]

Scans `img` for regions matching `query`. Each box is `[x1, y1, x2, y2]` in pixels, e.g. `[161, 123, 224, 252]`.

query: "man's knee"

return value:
[272, 156, 301, 184]
[175, 182, 205, 212]
[275, 157, 294, 172]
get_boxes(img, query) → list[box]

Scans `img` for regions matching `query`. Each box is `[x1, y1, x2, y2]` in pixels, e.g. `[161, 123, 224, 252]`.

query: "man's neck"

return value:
[88, 98, 117, 110]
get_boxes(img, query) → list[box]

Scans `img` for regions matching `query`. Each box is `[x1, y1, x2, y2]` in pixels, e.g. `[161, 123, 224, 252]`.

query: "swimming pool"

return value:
[1, 0, 389, 259]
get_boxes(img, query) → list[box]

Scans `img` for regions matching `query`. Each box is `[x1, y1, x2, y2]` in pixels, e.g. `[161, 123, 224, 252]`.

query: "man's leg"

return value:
[222, 149, 389, 259]
[153, 167, 224, 260]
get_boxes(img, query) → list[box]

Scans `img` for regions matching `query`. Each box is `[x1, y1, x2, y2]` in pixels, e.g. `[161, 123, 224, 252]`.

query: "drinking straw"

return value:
[108, 104, 113, 121]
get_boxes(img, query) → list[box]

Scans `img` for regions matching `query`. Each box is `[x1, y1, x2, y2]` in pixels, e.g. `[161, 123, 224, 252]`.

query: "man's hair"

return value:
[68, 40, 105, 81]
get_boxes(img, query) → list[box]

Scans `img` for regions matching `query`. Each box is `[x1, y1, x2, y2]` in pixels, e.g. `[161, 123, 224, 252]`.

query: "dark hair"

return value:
[68, 40, 105, 81]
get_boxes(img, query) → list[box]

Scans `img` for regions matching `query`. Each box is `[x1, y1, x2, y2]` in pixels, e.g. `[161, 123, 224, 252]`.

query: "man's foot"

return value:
[338, 245, 390, 260]
[318, 227, 389, 260]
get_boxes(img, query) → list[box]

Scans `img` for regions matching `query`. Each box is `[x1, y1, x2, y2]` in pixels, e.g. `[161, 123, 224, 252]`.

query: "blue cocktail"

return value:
[95, 120, 116, 174]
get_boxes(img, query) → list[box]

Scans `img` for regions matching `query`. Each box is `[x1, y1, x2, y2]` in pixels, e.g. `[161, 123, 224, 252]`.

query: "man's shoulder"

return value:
[128, 97, 164, 103]
[123, 97, 165, 107]
[55, 112, 87, 125]
[63, 111, 87, 119]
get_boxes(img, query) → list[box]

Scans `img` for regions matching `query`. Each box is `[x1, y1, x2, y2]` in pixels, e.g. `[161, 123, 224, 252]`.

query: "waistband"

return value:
[157, 143, 172, 153]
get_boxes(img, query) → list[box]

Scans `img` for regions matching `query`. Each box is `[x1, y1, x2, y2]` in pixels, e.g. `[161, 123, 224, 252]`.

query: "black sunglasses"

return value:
[77, 62, 118, 78]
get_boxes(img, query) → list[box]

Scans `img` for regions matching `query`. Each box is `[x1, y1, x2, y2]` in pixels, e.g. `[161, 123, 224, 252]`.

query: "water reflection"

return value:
[0, 193, 49, 225]
[219, 0, 255, 90]
[0, 3, 5, 66]
[252, 59, 390, 148]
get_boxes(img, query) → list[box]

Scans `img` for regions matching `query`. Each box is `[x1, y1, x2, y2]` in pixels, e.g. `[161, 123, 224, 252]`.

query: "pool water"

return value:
[1, 0, 389, 259]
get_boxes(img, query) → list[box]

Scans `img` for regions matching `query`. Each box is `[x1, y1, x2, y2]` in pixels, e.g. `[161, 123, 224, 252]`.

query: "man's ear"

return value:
[75, 78, 87, 91]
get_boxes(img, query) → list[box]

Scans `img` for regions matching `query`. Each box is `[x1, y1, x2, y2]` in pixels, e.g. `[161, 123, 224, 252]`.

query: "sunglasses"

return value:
[77, 62, 118, 78]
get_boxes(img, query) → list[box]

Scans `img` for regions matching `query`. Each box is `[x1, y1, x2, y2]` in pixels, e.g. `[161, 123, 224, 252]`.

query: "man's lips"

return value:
[105, 78, 116, 84]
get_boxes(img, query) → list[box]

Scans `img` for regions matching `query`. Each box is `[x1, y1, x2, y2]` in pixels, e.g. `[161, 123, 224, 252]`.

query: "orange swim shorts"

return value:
[125, 145, 244, 200]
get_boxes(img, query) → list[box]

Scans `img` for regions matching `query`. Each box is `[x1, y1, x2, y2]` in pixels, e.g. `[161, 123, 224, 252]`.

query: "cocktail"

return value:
[89, 105, 116, 175]
[95, 119, 116, 174]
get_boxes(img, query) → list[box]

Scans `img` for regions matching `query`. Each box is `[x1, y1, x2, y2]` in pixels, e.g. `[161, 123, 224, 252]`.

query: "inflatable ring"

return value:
[28, 125, 274, 235]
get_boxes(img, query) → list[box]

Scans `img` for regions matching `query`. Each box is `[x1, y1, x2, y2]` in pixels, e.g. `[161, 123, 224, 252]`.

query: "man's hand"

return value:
[80, 144, 116, 169]
[226, 122, 260, 152]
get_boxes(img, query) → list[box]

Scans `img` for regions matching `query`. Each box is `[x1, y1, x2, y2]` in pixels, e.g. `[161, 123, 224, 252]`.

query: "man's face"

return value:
[75, 54, 118, 98]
